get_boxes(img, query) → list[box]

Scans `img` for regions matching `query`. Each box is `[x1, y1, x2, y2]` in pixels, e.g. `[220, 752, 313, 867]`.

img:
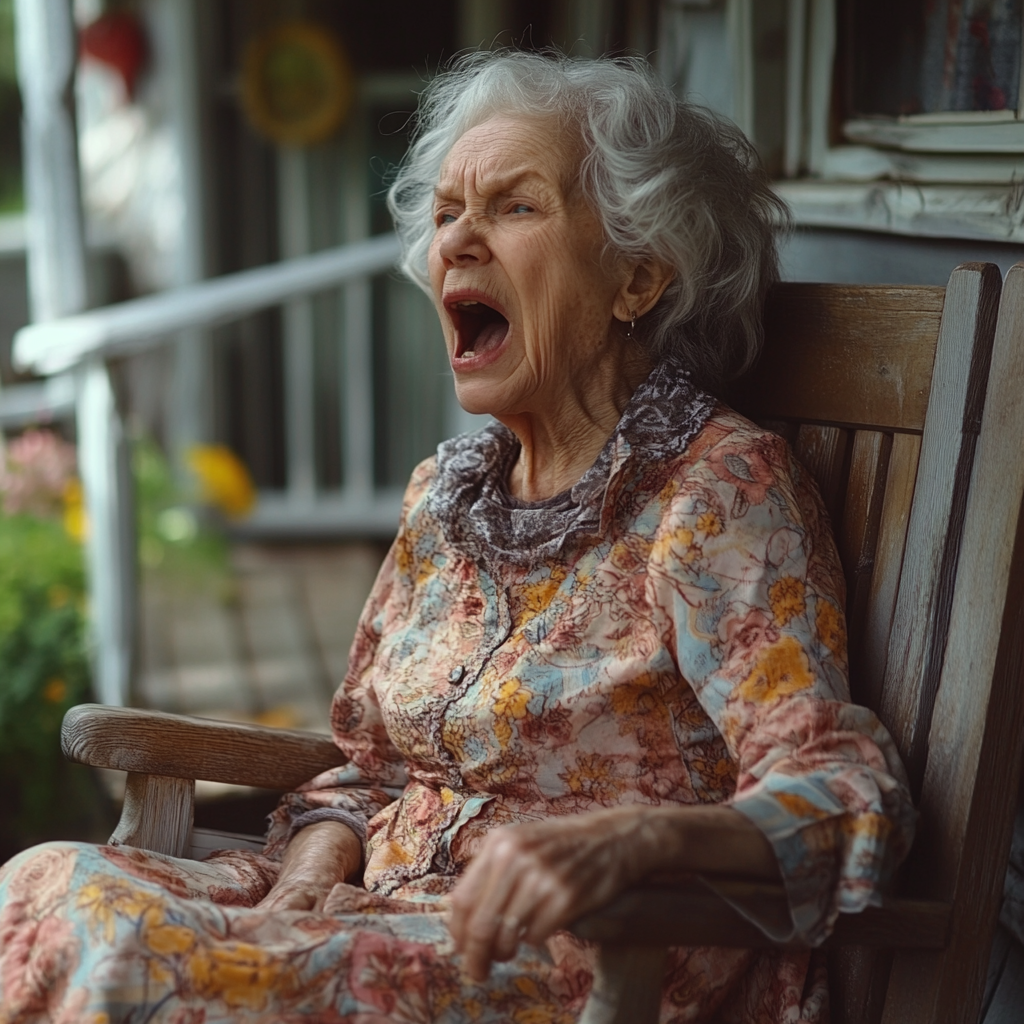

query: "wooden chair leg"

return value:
[578, 944, 667, 1024]
[108, 771, 195, 858]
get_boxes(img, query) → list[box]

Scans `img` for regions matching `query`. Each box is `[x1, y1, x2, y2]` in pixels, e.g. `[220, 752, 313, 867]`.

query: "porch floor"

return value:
[130, 541, 386, 809]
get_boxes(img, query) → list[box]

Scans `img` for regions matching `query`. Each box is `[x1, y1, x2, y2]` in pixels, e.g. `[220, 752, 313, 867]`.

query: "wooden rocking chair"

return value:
[62, 261, 1024, 1024]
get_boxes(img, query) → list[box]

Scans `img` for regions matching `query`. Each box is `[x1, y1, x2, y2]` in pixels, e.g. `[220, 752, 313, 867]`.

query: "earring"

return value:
[626, 310, 637, 339]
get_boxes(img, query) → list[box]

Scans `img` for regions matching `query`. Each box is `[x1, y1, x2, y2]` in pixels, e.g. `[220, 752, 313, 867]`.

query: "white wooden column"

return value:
[151, 0, 213, 464]
[14, 0, 87, 320]
[339, 119, 375, 501]
[278, 147, 317, 504]
[76, 361, 136, 706]
[783, 0, 808, 177]
[15, 0, 137, 706]
[805, 0, 835, 175]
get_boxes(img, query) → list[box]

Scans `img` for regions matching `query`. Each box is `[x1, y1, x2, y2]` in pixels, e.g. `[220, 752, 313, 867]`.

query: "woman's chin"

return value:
[452, 379, 505, 417]
[450, 340, 518, 415]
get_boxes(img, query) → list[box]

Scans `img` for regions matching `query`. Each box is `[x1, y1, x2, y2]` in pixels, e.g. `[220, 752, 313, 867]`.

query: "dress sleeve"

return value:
[263, 461, 437, 861]
[646, 425, 916, 945]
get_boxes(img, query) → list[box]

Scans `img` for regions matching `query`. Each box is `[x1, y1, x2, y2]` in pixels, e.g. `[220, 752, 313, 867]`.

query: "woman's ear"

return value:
[613, 259, 675, 324]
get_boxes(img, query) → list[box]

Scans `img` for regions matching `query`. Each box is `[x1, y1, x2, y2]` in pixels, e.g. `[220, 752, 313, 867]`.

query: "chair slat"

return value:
[840, 429, 893, 689]
[858, 433, 921, 712]
[794, 424, 851, 527]
[881, 265, 1024, 1024]
[879, 263, 1002, 792]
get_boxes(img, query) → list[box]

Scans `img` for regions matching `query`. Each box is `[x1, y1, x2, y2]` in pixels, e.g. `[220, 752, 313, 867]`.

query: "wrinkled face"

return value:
[428, 114, 629, 418]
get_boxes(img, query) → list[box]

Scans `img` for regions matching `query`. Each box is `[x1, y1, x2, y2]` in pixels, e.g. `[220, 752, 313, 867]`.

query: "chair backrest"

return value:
[736, 267, 999, 792]
[733, 263, 1024, 1024]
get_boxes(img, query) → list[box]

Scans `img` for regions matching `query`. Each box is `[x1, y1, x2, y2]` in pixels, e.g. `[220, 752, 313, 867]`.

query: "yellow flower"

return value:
[77, 880, 164, 942]
[840, 813, 893, 841]
[145, 923, 196, 956]
[560, 752, 623, 803]
[48, 584, 71, 609]
[816, 600, 847, 659]
[652, 526, 701, 567]
[738, 636, 815, 704]
[379, 839, 416, 867]
[515, 568, 566, 625]
[76, 883, 118, 943]
[254, 706, 301, 729]
[774, 790, 830, 820]
[62, 479, 88, 542]
[186, 941, 296, 1010]
[42, 678, 67, 704]
[610, 675, 660, 720]
[492, 677, 532, 748]
[696, 511, 722, 536]
[514, 977, 541, 999]
[186, 445, 256, 519]
[415, 554, 439, 585]
[769, 576, 805, 626]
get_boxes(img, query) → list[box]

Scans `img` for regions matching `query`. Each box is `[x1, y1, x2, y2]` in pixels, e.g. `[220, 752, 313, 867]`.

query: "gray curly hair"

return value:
[387, 50, 788, 388]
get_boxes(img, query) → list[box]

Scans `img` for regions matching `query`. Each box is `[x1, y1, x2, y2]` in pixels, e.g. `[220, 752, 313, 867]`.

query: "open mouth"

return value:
[446, 297, 510, 360]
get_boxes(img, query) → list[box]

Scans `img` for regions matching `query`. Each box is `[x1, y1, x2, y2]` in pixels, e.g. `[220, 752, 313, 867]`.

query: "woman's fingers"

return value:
[450, 827, 588, 979]
[490, 870, 567, 959]
[452, 831, 529, 977]
[449, 810, 659, 980]
[254, 879, 328, 912]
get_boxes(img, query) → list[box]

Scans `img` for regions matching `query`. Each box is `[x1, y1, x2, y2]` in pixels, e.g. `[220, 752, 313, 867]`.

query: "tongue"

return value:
[471, 319, 508, 354]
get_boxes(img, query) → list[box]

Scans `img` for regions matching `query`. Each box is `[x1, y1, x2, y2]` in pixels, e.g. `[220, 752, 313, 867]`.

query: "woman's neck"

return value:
[500, 351, 652, 502]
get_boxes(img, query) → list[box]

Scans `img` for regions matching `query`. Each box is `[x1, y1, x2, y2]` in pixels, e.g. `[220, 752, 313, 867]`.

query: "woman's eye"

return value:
[438, 212, 458, 226]
[511, 203, 533, 214]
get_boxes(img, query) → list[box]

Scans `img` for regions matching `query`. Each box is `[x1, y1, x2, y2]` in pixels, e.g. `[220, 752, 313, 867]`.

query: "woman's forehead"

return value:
[436, 114, 576, 196]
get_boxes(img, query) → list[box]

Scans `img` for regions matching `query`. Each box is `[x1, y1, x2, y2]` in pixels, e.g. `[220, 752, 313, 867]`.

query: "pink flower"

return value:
[721, 608, 779, 671]
[706, 438, 780, 517]
[6, 846, 77, 918]
[0, 909, 80, 1016]
[0, 428, 78, 517]
[348, 931, 449, 1022]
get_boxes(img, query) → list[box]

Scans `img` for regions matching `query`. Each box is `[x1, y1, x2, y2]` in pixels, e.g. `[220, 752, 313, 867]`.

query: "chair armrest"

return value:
[569, 876, 951, 949]
[62, 703, 346, 791]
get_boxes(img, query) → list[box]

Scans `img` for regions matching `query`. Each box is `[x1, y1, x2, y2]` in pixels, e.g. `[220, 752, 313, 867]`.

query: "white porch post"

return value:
[14, 0, 87, 321]
[15, 0, 137, 706]
[151, 0, 214, 467]
[76, 361, 136, 706]
[278, 148, 318, 505]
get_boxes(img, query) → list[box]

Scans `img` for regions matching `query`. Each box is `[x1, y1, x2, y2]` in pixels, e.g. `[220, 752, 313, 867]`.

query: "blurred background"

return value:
[1, 0, 1023, 860]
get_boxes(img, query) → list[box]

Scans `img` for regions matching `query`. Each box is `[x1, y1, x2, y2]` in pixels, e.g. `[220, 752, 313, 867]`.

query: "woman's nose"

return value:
[439, 216, 491, 269]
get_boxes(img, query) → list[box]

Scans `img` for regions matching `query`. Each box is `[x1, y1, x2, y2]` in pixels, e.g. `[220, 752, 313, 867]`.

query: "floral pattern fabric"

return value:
[0, 360, 915, 1023]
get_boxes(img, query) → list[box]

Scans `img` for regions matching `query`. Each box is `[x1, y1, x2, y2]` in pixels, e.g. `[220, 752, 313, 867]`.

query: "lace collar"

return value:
[426, 359, 717, 570]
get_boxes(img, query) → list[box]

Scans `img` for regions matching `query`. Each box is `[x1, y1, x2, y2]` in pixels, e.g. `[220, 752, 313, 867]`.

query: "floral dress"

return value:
[0, 360, 915, 1024]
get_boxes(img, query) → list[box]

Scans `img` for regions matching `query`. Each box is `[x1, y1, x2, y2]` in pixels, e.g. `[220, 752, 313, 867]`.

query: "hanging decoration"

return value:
[79, 11, 148, 99]
[240, 21, 355, 147]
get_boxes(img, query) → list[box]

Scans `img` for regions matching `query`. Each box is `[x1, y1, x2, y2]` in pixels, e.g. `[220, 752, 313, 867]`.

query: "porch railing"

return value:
[12, 231, 403, 707]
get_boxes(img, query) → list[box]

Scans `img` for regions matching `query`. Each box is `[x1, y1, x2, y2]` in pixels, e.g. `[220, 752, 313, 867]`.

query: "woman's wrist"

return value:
[629, 804, 781, 882]
[279, 820, 362, 885]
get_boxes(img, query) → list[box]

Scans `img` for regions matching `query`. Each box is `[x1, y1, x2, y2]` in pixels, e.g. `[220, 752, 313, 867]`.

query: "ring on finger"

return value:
[495, 914, 528, 940]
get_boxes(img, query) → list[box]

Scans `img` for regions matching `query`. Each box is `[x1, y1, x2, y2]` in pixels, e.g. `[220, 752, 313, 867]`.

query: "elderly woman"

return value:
[0, 52, 914, 1023]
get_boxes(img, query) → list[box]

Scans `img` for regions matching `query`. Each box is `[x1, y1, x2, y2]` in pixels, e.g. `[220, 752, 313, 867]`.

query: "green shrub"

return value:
[0, 512, 109, 857]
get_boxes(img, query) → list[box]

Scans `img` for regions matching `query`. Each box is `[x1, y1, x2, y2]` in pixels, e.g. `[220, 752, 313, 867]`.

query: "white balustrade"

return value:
[12, 232, 404, 703]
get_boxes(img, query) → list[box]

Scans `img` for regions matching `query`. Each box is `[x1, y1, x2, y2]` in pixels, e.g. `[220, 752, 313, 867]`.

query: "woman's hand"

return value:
[448, 804, 779, 981]
[256, 820, 362, 912]
[448, 806, 659, 980]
